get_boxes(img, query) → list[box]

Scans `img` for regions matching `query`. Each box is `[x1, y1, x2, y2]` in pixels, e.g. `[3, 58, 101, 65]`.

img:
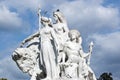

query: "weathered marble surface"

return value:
[12, 9, 97, 80]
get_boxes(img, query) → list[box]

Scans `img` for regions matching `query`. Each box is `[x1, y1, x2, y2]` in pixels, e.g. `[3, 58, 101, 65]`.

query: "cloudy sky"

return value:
[0, 0, 120, 80]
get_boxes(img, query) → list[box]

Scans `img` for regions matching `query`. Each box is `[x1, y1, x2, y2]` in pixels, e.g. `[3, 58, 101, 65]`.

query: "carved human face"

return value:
[69, 30, 80, 42]
[53, 11, 63, 23]
[70, 33, 77, 41]
[41, 17, 51, 27]
[53, 12, 59, 22]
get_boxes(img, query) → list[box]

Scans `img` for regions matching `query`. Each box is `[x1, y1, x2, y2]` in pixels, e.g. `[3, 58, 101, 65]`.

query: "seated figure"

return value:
[62, 30, 96, 80]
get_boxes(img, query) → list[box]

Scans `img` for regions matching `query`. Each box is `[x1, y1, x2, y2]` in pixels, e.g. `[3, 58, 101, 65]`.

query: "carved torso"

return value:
[40, 27, 53, 41]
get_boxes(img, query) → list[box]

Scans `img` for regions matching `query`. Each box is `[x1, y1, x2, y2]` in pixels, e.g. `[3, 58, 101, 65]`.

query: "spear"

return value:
[37, 7, 44, 65]
[87, 41, 94, 65]
[37, 7, 42, 31]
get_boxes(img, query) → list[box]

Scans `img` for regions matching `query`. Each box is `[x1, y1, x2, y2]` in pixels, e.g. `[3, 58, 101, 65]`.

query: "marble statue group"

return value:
[12, 9, 97, 80]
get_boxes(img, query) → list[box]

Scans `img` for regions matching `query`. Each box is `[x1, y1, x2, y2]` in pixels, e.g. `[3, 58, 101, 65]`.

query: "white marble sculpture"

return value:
[52, 9, 69, 63]
[12, 9, 97, 80]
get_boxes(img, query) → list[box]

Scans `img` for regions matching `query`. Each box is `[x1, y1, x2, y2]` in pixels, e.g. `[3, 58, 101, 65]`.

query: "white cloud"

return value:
[0, 0, 120, 79]
[89, 32, 120, 63]
[0, 57, 30, 80]
[0, 4, 31, 33]
[0, 5, 22, 29]
[1, 0, 119, 33]
[54, 0, 120, 34]
[91, 32, 120, 53]
[89, 31, 120, 79]
[0, 0, 43, 12]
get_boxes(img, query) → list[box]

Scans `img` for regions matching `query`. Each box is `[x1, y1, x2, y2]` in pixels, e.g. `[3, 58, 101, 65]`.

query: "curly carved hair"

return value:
[68, 29, 81, 43]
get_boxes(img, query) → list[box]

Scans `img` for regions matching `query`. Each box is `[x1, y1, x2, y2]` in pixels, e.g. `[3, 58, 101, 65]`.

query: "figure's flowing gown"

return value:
[40, 27, 58, 79]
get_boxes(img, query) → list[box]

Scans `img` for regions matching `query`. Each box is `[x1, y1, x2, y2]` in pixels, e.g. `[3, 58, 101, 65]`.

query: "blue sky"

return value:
[0, 0, 120, 80]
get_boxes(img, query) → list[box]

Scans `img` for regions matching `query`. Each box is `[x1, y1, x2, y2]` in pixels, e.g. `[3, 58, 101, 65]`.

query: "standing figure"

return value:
[53, 9, 69, 33]
[40, 16, 59, 80]
[53, 9, 69, 63]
